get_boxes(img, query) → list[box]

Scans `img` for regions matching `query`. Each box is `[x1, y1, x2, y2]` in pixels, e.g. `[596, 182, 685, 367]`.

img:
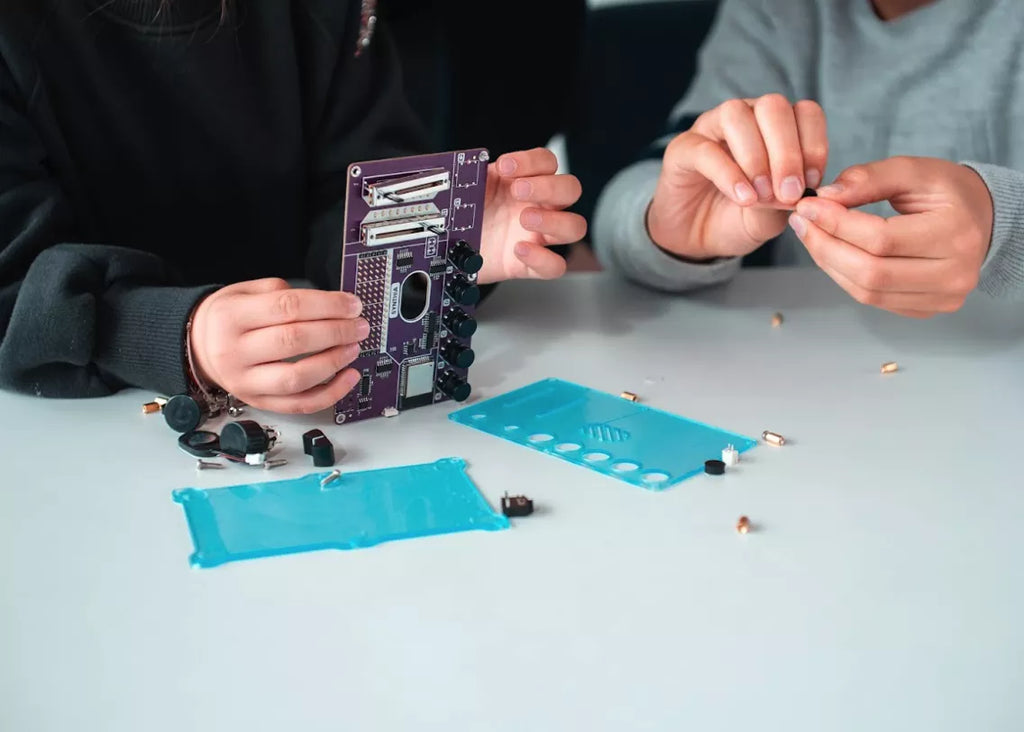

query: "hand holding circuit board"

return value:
[187, 148, 583, 419]
[335, 147, 584, 425]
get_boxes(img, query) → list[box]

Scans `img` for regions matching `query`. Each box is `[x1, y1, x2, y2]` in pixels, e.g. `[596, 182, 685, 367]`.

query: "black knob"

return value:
[445, 276, 480, 306]
[443, 308, 477, 338]
[448, 240, 483, 274]
[164, 394, 204, 433]
[441, 341, 475, 369]
[438, 372, 471, 402]
[220, 420, 274, 457]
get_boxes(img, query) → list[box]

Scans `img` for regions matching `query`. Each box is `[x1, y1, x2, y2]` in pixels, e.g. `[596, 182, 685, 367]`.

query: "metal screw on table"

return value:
[196, 460, 225, 470]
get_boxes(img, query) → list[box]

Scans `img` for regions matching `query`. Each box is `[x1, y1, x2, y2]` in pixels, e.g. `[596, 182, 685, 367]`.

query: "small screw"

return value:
[227, 405, 245, 417]
[196, 460, 225, 471]
[320, 470, 341, 487]
[263, 459, 288, 470]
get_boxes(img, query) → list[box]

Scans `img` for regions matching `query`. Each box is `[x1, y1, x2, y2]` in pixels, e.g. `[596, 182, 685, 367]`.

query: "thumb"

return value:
[816, 156, 934, 209]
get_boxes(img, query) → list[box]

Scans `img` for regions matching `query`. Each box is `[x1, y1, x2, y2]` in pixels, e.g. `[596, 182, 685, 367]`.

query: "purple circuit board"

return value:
[334, 149, 489, 425]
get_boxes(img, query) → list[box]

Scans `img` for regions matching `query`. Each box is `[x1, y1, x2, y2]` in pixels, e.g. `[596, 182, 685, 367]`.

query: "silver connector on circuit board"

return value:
[362, 214, 447, 246]
[364, 169, 451, 207]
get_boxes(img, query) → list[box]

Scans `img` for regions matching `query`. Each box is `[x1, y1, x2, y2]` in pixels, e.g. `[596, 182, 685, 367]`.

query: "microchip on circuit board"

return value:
[334, 149, 489, 425]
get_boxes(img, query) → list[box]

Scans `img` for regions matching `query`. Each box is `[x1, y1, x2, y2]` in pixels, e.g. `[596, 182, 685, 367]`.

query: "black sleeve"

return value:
[305, 11, 428, 290]
[0, 58, 213, 398]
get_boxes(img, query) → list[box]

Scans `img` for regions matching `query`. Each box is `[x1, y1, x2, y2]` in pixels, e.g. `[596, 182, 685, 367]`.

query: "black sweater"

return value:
[0, 0, 424, 397]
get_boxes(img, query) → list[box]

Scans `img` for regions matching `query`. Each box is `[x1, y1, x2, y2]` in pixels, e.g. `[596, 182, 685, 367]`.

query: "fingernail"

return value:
[349, 295, 363, 316]
[781, 176, 803, 202]
[789, 213, 808, 237]
[806, 169, 822, 188]
[523, 211, 543, 228]
[796, 202, 818, 222]
[498, 157, 517, 175]
[512, 180, 531, 199]
[817, 183, 843, 196]
[753, 176, 773, 201]
[514, 241, 531, 258]
[356, 318, 370, 338]
[734, 182, 756, 204]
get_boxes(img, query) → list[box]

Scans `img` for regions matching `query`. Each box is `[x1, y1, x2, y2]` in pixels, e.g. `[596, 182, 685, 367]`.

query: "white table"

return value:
[3, 268, 1023, 732]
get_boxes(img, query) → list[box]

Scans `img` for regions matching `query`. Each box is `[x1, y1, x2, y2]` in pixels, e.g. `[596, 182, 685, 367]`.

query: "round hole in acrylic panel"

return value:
[555, 443, 581, 453]
[528, 433, 554, 444]
[611, 461, 640, 473]
[504, 425, 520, 432]
[471, 413, 487, 420]
[641, 471, 670, 485]
[582, 451, 611, 463]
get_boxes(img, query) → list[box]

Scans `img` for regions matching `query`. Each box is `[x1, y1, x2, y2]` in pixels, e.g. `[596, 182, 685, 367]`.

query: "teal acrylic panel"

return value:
[449, 378, 756, 490]
[172, 457, 508, 568]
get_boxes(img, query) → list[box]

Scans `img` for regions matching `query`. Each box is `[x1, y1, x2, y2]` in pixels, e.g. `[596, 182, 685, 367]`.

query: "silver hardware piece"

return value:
[196, 460, 225, 471]
[263, 459, 288, 470]
[320, 470, 341, 487]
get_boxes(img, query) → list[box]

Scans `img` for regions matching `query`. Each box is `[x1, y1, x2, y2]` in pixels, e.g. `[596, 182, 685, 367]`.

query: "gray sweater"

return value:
[592, 0, 1024, 298]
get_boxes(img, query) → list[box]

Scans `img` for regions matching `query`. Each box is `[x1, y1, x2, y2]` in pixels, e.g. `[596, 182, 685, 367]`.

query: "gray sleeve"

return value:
[961, 162, 1024, 299]
[591, 0, 811, 293]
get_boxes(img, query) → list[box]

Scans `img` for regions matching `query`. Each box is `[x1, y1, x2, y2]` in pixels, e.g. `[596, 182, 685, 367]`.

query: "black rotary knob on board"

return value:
[441, 341, 475, 369]
[448, 240, 483, 275]
[445, 276, 480, 307]
[437, 372, 471, 402]
[442, 308, 477, 338]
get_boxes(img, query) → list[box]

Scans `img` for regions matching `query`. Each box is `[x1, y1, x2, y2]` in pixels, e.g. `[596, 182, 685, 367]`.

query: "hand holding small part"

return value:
[648, 94, 828, 260]
[789, 156, 993, 318]
[190, 278, 367, 414]
[478, 147, 586, 283]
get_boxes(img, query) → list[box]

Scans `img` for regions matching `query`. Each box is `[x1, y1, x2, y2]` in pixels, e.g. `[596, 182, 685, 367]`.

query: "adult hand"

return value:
[789, 156, 993, 318]
[477, 147, 587, 284]
[647, 94, 827, 260]
[190, 278, 367, 413]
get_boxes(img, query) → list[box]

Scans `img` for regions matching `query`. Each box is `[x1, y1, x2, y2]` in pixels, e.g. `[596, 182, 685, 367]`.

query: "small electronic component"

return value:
[704, 459, 725, 475]
[619, 391, 639, 402]
[802, 187, 817, 198]
[501, 493, 534, 517]
[762, 430, 785, 446]
[337, 149, 487, 425]
[721, 444, 739, 466]
[220, 420, 278, 462]
[771, 312, 784, 328]
[736, 516, 751, 534]
[142, 401, 162, 415]
[163, 394, 205, 433]
[881, 361, 899, 374]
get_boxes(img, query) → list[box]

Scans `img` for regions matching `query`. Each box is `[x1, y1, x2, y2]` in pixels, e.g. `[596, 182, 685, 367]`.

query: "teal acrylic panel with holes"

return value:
[171, 457, 508, 568]
[449, 378, 756, 490]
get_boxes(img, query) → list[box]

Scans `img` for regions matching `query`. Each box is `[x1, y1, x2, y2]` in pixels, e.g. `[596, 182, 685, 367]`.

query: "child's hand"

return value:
[477, 148, 586, 284]
[789, 156, 993, 317]
[190, 278, 366, 413]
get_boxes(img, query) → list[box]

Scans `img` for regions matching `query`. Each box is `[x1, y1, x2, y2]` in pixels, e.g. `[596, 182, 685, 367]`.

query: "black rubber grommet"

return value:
[705, 459, 726, 475]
